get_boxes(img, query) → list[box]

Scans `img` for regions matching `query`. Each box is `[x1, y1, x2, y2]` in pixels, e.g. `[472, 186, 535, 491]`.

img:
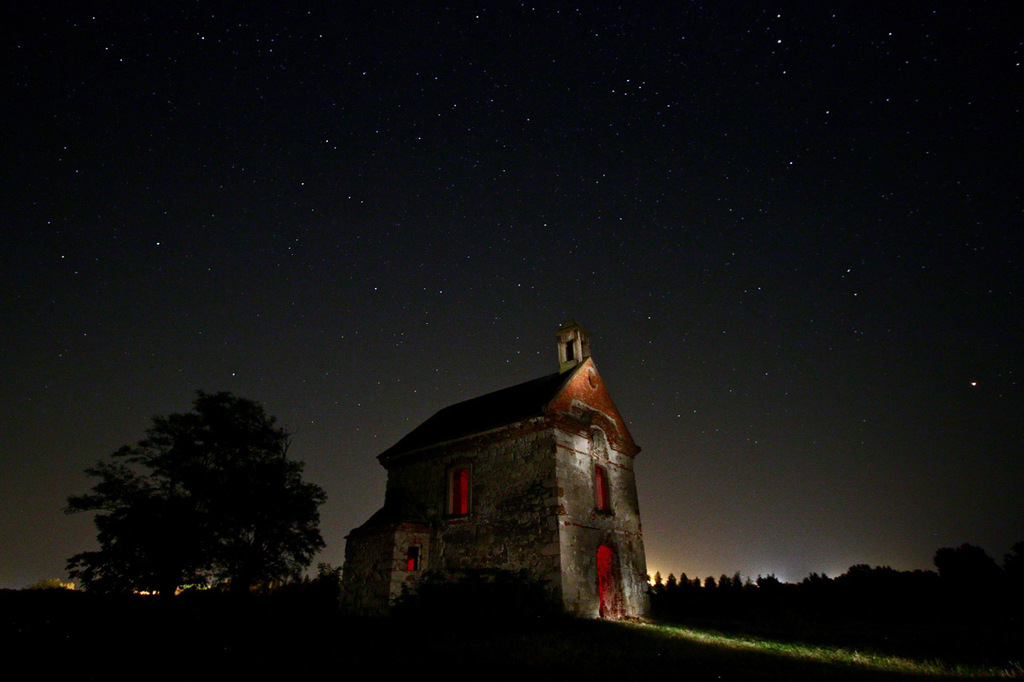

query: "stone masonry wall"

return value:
[387, 525, 430, 603]
[554, 421, 648, 618]
[341, 524, 396, 616]
[384, 423, 564, 594]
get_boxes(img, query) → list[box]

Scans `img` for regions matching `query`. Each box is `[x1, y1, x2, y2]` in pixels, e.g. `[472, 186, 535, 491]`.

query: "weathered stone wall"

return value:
[553, 420, 648, 618]
[343, 522, 431, 614]
[341, 524, 396, 616]
[387, 525, 430, 601]
[383, 423, 563, 594]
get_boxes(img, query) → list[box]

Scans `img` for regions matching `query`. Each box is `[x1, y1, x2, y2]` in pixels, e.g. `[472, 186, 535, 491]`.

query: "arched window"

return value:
[447, 466, 470, 516]
[595, 464, 611, 512]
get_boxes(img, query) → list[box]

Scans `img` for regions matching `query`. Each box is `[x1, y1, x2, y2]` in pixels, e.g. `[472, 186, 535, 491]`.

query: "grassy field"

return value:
[2, 590, 1021, 681]
[635, 621, 1022, 679]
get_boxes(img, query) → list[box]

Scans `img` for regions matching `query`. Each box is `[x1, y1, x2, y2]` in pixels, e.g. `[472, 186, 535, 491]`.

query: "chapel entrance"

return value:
[596, 544, 619, 618]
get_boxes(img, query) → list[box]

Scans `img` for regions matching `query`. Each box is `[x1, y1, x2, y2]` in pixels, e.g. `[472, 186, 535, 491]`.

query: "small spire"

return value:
[556, 321, 591, 372]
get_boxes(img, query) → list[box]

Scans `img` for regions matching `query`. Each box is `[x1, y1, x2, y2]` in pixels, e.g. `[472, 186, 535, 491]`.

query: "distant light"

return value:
[970, 381, 978, 387]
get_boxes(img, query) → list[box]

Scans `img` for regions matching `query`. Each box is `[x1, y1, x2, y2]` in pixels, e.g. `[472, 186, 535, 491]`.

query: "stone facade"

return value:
[343, 322, 648, 618]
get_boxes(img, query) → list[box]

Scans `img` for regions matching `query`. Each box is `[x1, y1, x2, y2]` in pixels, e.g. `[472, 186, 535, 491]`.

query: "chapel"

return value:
[342, 322, 648, 618]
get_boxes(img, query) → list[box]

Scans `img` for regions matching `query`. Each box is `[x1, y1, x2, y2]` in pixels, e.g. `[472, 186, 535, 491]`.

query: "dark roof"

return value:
[378, 369, 575, 462]
[349, 489, 430, 532]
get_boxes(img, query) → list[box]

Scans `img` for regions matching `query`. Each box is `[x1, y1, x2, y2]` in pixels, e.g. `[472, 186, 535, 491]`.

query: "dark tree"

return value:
[933, 543, 1002, 587]
[933, 543, 1004, 619]
[66, 391, 327, 596]
[651, 571, 663, 595]
[65, 452, 211, 597]
[1004, 541, 1024, 579]
[1005, 541, 1024, 611]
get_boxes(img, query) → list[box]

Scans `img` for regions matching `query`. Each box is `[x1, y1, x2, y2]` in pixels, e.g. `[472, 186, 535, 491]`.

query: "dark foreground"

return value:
[2, 590, 1020, 681]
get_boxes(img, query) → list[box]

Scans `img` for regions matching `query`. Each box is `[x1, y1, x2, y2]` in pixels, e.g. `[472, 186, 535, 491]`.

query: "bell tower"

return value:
[556, 321, 591, 372]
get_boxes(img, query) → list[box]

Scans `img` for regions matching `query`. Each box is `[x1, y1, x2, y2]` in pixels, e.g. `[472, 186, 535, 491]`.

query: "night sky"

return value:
[2, 2, 1022, 589]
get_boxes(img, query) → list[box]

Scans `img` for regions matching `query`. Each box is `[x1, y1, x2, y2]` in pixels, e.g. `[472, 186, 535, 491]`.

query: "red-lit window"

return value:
[406, 546, 420, 571]
[448, 466, 470, 516]
[595, 465, 611, 512]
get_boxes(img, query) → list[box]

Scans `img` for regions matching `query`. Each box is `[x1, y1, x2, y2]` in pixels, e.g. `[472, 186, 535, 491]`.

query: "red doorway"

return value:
[597, 544, 618, 618]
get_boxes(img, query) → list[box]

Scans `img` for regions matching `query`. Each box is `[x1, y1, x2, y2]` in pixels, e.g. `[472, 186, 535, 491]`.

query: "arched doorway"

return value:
[596, 544, 619, 618]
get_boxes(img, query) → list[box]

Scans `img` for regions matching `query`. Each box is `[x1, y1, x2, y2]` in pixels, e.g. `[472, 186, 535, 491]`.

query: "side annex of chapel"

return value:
[342, 322, 648, 618]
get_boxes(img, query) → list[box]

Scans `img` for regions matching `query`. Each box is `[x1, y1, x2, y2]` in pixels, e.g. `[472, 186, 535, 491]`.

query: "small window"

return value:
[565, 340, 575, 362]
[406, 546, 420, 571]
[448, 466, 470, 516]
[595, 464, 611, 512]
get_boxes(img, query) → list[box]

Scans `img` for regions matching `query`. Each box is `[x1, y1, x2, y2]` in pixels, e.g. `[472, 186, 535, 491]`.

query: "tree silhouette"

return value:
[933, 543, 1004, 619]
[66, 391, 326, 596]
[651, 571, 663, 596]
[933, 543, 1002, 587]
[1005, 541, 1024, 612]
[1004, 541, 1024, 579]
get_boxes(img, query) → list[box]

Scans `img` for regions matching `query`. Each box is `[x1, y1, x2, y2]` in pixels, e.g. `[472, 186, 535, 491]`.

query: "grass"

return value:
[2, 589, 1021, 680]
[639, 621, 1024, 679]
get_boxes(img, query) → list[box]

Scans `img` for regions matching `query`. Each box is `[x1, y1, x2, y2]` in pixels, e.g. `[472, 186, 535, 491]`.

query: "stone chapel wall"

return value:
[553, 424, 648, 617]
[383, 424, 564, 589]
[342, 524, 396, 616]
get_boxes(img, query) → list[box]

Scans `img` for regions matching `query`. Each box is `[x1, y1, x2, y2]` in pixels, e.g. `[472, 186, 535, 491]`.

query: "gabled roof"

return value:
[378, 368, 577, 463]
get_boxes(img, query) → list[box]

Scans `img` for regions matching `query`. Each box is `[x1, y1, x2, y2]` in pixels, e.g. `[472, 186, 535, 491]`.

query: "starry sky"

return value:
[2, 2, 1022, 588]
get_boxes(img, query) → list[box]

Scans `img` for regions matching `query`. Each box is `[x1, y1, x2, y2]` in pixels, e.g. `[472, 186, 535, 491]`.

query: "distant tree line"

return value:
[650, 541, 1024, 625]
